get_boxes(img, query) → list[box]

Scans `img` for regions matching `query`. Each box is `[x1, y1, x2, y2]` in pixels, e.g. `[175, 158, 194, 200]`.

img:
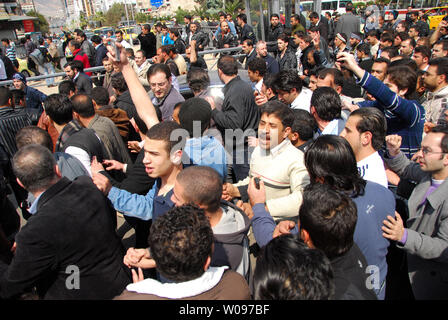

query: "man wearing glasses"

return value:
[382, 127, 448, 300]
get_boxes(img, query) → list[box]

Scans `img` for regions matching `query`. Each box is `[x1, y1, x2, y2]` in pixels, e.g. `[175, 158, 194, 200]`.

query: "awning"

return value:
[7, 15, 39, 22]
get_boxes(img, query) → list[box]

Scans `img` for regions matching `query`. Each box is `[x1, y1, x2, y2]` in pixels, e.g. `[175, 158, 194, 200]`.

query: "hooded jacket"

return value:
[422, 85, 448, 124]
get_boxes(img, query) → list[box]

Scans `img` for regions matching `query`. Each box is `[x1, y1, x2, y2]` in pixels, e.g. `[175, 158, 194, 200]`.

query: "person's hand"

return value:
[341, 99, 360, 112]
[109, 95, 116, 104]
[248, 176, 266, 207]
[222, 182, 240, 201]
[92, 172, 112, 195]
[105, 40, 129, 71]
[254, 91, 268, 106]
[385, 134, 402, 157]
[123, 247, 150, 268]
[424, 121, 436, 134]
[103, 159, 125, 172]
[273, 220, 296, 238]
[335, 52, 358, 73]
[127, 141, 142, 153]
[382, 211, 405, 242]
[91, 156, 105, 173]
[385, 168, 400, 186]
[152, 55, 160, 63]
[248, 136, 259, 147]
[131, 267, 144, 283]
[236, 200, 254, 219]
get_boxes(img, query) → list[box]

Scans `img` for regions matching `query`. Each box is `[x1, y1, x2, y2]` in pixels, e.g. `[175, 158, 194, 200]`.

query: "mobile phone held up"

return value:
[254, 177, 260, 190]
[108, 40, 120, 62]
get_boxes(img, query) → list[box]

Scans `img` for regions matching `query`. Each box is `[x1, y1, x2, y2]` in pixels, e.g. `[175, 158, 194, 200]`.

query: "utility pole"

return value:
[123, 0, 130, 26]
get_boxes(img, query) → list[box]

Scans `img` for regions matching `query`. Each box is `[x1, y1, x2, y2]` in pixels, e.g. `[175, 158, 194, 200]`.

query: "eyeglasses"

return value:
[419, 147, 447, 156]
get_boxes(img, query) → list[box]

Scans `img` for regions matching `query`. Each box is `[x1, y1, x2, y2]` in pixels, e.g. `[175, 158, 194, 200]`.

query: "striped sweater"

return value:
[357, 72, 425, 159]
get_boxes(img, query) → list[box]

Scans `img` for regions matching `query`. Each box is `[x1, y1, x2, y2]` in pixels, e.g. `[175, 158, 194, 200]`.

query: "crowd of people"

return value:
[0, 2, 448, 301]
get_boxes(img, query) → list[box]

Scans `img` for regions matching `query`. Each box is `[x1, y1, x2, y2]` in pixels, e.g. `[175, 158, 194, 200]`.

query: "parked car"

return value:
[424, 6, 448, 30]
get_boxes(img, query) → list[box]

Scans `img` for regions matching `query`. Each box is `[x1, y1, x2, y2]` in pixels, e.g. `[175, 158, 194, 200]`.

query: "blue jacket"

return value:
[183, 136, 227, 181]
[252, 181, 395, 300]
[356, 72, 425, 158]
[24, 85, 46, 112]
[94, 43, 108, 67]
[108, 178, 174, 221]
[161, 34, 174, 46]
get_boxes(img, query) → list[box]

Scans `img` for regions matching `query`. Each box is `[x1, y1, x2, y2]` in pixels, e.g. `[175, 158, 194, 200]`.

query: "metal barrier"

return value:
[0, 44, 263, 87]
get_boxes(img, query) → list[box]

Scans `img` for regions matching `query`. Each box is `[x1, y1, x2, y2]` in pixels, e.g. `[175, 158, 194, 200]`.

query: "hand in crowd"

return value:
[109, 95, 117, 104]
[247, 176, 266, 207]
[382, 211, 405, 242]
[424, 121, 436, 134]
[236, 200, 254, 219]
[123, 247, 156, 269]
[131, 267, 144, 283]
[248, 136, 259, 147]
[385, 168, 401, 186]
[92, 172, 112, 195]
[222, 182, 240, 201]
[335, 52, 359, 73]
[103, 159, 125, 172]
[273, 220, 296, 239]
[127, 141, 142, 153]
[105, 39, 129, 72]
[385, 134, 403, 157]
[254, 90, 268, 106]
[341, 99, 360, 112]
[91, 156, 105, 173]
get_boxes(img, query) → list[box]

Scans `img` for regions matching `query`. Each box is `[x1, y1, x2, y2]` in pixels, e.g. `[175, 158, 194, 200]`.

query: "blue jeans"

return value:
[42, 62, 55, 86]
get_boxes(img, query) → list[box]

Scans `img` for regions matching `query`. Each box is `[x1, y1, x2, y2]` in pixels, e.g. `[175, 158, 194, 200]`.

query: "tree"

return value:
[27, 10, 49, 34]
[92, 11, 106, 27]
[135, 12, 149, 24]
[105, 3, 126, 26]
[225, 0, 243, 16]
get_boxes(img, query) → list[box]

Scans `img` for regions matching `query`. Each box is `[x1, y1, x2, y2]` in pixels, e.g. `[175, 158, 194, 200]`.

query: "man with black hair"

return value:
[254, 73, 278, 106]
[254, 233, 334, 300]
[138, 24, 157, 59]
[383, 127, 448, 299]
[310, 86, 345, 136]
[169, 28, 186, 55]
[44, 94, 106, 175]
[217, 20, 238, 51]
[115, 30, 132, 49]
[412, 45, 431, 71]
[267, 14, 284, 53]
[71, 94, 131, 166]
[309, 11, 329, 42]
[154, 45, 180, 77]
[115, 204, 250, 300]
[186, 22, 209, 51]
[366, 30, 381, 58]
[64, 60, 92, 95]
[421, 57, 448, 125]
[340, 107, 388, 188]
[380, 46, 399, 60]
[432, 39, 448, 59]
[409, 10, 429, 37]
[0, 144, 131, 299]
[58, 80, 77, 98]
[74, 30, 95, 66]
[356, 43, 374, 73]
[408, 24, 420, 42]
[166, 45, 187, 75]
[211, 55, 259, 182]
[288, 109, 316, 152]
[273, 69, 312, 111]
[240, 39, 257, 70]
[237, 13, 257, 44]
[247, 57, 266, 92]
[222, 101, 309, 220]
[400, 37, 416, 57]
[275, 33, 297, 72]
[290, 14, 305, 35]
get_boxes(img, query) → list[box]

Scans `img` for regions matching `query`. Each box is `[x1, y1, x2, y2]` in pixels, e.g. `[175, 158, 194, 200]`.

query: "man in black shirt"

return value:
[237, 13, 257, 44]
[185, 41, 208, 70]
[138, 24, 157, 59]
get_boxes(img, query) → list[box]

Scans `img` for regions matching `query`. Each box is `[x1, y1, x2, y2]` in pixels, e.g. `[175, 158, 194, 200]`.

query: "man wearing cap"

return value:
[334, 2, 360, 39]
[12, 73, 47, 118]
[331, 33, 349, 62]
[349, 32, 362, 58]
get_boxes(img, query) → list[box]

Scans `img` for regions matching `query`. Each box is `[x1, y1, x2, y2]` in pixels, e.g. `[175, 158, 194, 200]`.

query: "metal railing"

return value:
[0, 44, 271, 87]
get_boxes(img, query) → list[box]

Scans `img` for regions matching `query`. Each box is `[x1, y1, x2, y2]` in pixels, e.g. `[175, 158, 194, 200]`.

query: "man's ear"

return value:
[203, 255, 211, 272]
[72, 111, 80, 121]
[300, 228, 315, 249]
[361, 131, 372, 147]
[398, 87, 408, 98]
[170, 149, 182, 165]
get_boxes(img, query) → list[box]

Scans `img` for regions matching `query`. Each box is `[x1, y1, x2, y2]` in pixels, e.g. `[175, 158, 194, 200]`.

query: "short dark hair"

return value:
[58, 80, 76, 97]
[381, 46, 399, 59]
[146, 121, 185, 155]
[111, 72, 128, 93]
[147, 63, 171, 81]
[317, 68, 344, 89]
[367, 29, 380, 40]
[176, 166, 222, 212]
[299, 183, 358, 259]
[431, 125, 448, 153]
[247, 57, 267, 77]
[291, 109, 317, 141]
[16, 126, 53, 151]
[217, 55, 238, 76]
[12, 144, 57, 193]
[414, 45, 431, 59]
[374, 57, 391, 66]
[386, 65, 417, 98]
[237, 13, 247, 23]
[170, 28, 180, 38]
[242, 39, 253, 47]
[435, 39, 448, 52]
[273, 70, 302, 94]
[310, 87, 341, 121]
[91, 35, 102, 44]
[270, 13, 280, 19]
[90, 86, 110, 106]
[115, 30, 123, 36]
[429, 57, 448, 82]
[305, 135, 366, 197]
[397, 20, 409, 31]
[44, 94, 73, 125]
[69, 39, 81, 50]
[380, 33, 394, 44]
[350, 107, 387, 151]
[291, 14, 300, 22]
[356, 43, 371, 56]
[254, 233, 334, 300]
[187, 68, 210, 93]
[396, 31, 410, 42]
[69, 60, 84, 72]
[125, 48, 134, 57]
[260, 101, 295, 129]
[263, 73, 277, 92]
[149, 204, 214, 282]
[11, 89, 25, 107]
[309, 12, 319, 20]
[71, 94, 95, 118]
[0, 87, 11, 106]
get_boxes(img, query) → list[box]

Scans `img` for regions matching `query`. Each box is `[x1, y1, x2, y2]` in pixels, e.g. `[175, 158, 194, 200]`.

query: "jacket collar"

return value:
[36, 177, 72, 212]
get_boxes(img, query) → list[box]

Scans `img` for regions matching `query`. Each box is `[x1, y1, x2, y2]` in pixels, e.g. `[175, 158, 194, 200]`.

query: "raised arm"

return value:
[105, 42, 159, 131]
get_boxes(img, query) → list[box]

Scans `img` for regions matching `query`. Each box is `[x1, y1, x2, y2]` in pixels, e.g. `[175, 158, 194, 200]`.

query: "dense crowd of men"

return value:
[0, 2, 448, 301]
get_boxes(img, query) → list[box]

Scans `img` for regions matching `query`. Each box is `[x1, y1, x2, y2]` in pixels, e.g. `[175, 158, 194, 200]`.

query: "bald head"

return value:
[71, 94, 95, 118]
[16, 126, 54, 151]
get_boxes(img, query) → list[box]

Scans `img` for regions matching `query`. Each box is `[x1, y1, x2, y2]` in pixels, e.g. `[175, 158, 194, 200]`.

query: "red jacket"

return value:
[73, 48, 92, 76]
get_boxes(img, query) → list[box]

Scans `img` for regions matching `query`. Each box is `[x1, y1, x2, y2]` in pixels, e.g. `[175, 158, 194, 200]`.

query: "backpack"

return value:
[38, 46, 53, 63]
[29, 47, 45, 66]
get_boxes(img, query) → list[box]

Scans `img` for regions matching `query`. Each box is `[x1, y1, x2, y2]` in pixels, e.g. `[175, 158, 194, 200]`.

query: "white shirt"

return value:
[290, 87, 312, 112]
[120, 40, 132, 49]
[0, 59, 6, 80]
[357, 151, 388, 188]
[255, 78, 263, 92]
